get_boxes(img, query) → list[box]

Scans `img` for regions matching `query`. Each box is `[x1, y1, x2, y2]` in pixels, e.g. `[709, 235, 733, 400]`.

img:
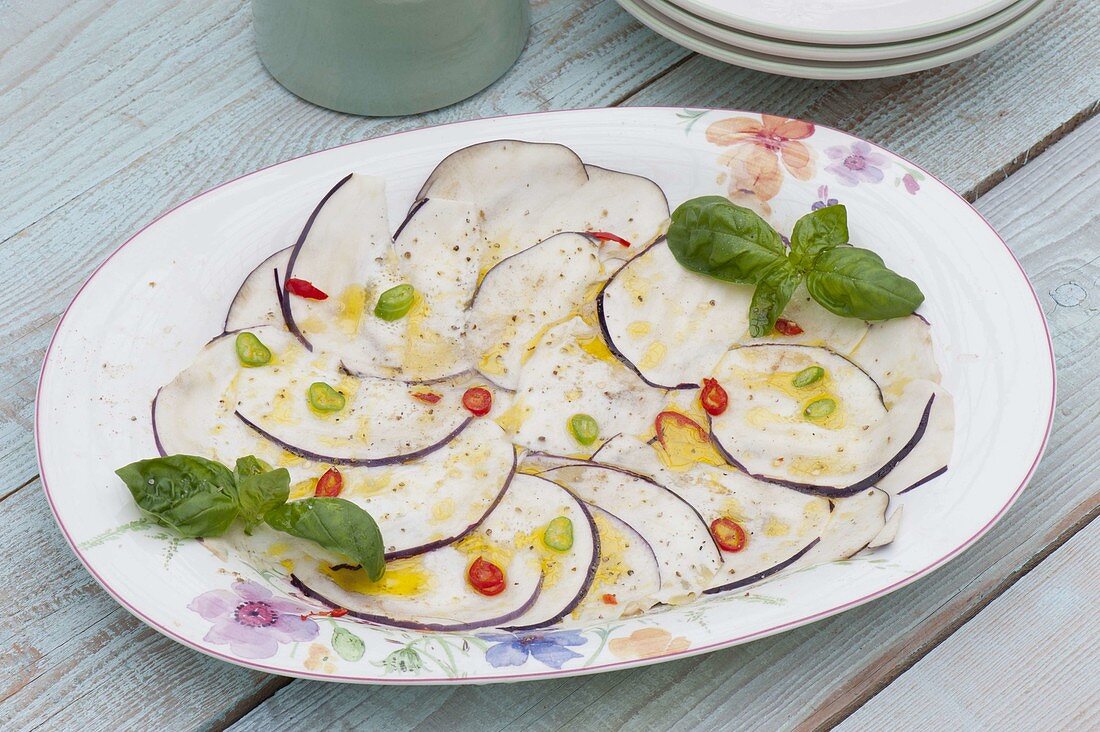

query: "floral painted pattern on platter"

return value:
[705, 114, 816, 208]
[188, 580, 318, 659]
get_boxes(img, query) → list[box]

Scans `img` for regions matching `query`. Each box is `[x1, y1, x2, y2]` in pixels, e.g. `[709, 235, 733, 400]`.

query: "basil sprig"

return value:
[116, 454, 384, 577]
[667, 197, 924, 335]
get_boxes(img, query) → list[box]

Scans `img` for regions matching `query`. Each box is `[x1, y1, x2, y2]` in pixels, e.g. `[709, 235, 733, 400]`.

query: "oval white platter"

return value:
[37, 108, 1054, 683]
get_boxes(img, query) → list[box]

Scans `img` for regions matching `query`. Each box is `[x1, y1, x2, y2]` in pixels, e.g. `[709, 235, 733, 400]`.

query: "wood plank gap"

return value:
[608, 52, 699, 108]
[807, 506, 1100, 731]
[0, 474, 38, 504]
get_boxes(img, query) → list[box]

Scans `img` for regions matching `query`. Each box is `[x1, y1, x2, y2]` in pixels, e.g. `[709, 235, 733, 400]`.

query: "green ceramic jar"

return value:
[252, 0, 530, 117]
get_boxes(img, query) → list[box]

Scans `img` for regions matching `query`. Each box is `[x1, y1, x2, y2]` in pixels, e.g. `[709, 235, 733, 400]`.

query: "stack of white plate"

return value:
[617, 0, 1050, 79]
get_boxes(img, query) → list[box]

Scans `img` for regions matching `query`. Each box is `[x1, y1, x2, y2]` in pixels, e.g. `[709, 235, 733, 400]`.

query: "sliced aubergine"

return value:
[233, 346, 477, 466]
[787, 487, 890, 571]
[486, 474, 600, 630]
[506, 318, 666, 456]
[389, 197, 482, 382]
[758, 283, 869, 354]
[592, 435, 831, 594]
[414, 140, 669, 270]
[468, 233, 604, 389]
[530, 460, 721, 602]
[708, 344, 933, 495]
[224, 247, 291, 333]
[877, 381, 953, 495]
[868, 506, 902, 548]
[152, 326, 298, 466]
[334, 418, 518, 559]
[850, 314, 942, 406]
[280, 173, 406, 376]
[290, 547, 543, 632]
[569, 505, 662, 622]
[598, 239, 753, 389]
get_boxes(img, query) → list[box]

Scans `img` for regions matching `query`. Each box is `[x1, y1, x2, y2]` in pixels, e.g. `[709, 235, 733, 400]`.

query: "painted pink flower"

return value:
[189, 580, 318, 659]
[903, 173, 920, 194]
[706, 114, 816, 204]
[826, 141, 887, 186]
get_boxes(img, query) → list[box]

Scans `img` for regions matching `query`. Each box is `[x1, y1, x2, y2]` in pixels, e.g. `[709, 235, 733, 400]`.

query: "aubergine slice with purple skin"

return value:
[529, 459, 722, 603]
[496, 474, 600, 631]
[849, 315, 953, 495]
[385, 197, 482, 383]
[287, 474, 596, 632]
[589, 434, 832, 594]
[223, 247, 292, 333]
[707, 343, 935, 497]
[280, 173, 406, 378]
[598, 238, 753, 390]
[468, 232, 604, 390]
[506, 317, 667, 458]
[412, 139, 670, 271]
[232, 359, 481, 467]
[570, 504, 663, 622]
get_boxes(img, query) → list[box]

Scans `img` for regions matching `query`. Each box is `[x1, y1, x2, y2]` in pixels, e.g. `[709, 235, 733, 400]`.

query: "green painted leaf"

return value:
[748, 262, 802, 337]
[666, 196, 786, 285]
[115, 455, 238, 538]
[331, 626, 365, 662]
[806, 247, 924, 319]
[788, 204, 848, 271]
[264, 498, 385, 581]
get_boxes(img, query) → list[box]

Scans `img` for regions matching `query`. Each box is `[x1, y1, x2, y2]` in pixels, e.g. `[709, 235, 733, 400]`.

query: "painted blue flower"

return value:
[478, 630, 587, 670]
[811, 184, 839, 211]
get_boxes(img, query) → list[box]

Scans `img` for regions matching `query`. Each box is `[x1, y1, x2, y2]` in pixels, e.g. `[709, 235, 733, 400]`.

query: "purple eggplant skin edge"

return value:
[596, 237, 697, 391]
[500, 474, 602, 632]
[898, 464, 948, 495]
[280, 173, 354, 351]
[703, 538, 820, 595]
[585, 502, 663, 595]
[533, 459, 723, 563]
[151, 387, 169, 457]
[384, 449, 518, 561]
[708, 393, 936, 498]
[392, 196, 429, 241]
[220, 247, 291, 335]
[466, 230, 604, 306]
[289, 573, 545, 632]
[234, 410, 474, 467]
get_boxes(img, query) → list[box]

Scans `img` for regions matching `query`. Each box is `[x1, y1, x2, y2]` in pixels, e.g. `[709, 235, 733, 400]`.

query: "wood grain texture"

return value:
[223, 116, 1100, 732]
[0, 0, 690, 494]
[837, 520, 1099, 731]
[0, 484, 287, 732]
[624, 0, 1100, 201]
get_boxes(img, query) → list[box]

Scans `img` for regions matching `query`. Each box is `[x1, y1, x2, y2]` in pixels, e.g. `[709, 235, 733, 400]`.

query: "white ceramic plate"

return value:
[642, 0, 1041, 62]
[38, 108, 1053, 683]
[667, 0, 1018, 45]
[618, 0, 1048, 80]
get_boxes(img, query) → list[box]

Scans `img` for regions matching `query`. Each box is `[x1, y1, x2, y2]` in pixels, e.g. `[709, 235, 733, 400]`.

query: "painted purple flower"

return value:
[902, 173, 920, 194]
[812, 184, 839, 210]
[825, 141, 887, 186]
[189, 580, 319, 659]
[478, 630, 586, 669]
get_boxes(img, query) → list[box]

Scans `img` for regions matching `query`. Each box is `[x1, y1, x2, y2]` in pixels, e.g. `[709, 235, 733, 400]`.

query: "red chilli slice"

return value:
[587, 230, 632, 248]
[286, 278, 329, 300]
[710, 517, 747, 553]
[314, 467, 343, 497]
[601, 593, 618, 605]
[411, 391, 442, 404]
[468, 557, 506, 596]
[700, 378, 728, 416]
[774, 318, 803, 336]
[462, 387, 492, 416]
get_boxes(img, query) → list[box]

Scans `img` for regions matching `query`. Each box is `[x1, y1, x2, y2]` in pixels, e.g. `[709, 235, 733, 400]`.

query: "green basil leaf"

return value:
[234, 456, 290, 535]
[789, 204, 848, 271]
[115, 455, 238, 538]
[667, 196, 786, 284]
[265, 498, 385, 581]
[748, 262, 803, 338]
[806, 246, 925, 319]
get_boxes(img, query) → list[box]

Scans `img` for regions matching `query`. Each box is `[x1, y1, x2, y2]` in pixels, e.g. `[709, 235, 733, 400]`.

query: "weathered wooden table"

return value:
[2, 1, 1097, 729]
